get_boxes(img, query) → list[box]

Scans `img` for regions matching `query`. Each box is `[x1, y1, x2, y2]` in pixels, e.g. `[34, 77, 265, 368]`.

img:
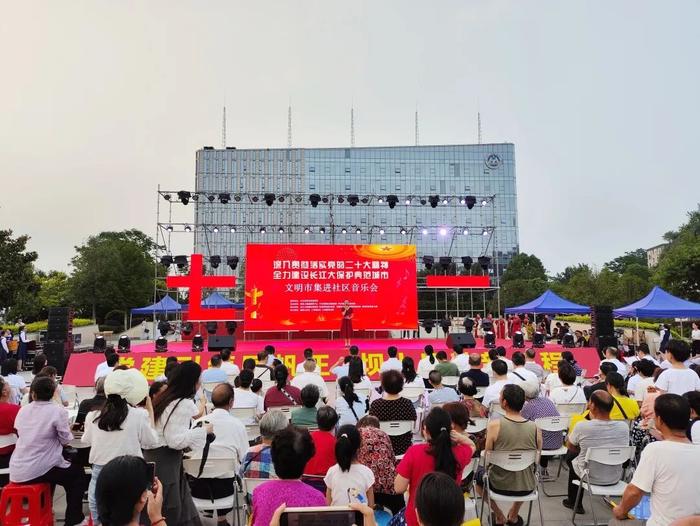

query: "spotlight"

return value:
[387, 195, 398, 209]
[460, 198, 466, 205]
[355, 227, 361, 235]
[117, 335, 131, 353]
[209, 255, 221, 269]
[322, 197, 329, 203]
[405, 198, 411, 205]
[93, 335, 106, 352]
[478, 256, 491, 272]
[294, 196, 303, 203]
[348, 195, 359, 207]
[562, 333, 575, 348]
[361, 197, 369, 204]
[278, 196, 285, 203]
[513, 332, 525, 348]
[337, 196, 345, 204]
[482, 228, 489, 236]
[378, 197, 384, 204]
[225, 321, 238, 335]
[421, 228, 428, 236]
[442, 198, 448, 205]
[182, 322, 193, 336]
[428, 195, 439, 208]
[484, 331, 496, 348]
[259, 227, 266, 234]
[155, 337, 168, 352]
[234, 194, 241, 202]
[191, 194, 199, 202]
[278, 226, 284, 233]
[461, 256, 473, 269]
[206, 321, 218, 335]
[462, 228, 469, 235]
[400, 227, 407, 235]
[212, 226, 219, 233]
[533, 332, 545, 348]
[226, 256, 239, 270]
[310, 194, 321, 207]
[163, 194, 171, 201]
[160, 255, 174, 267]
[264, 193, 276, 206]
[341, 227, 347, 234]
[422, 318, 435, 334]
[465, 196, 476, 209]
[319, 227, 326, 234]
[184, 225, 192, 232]
[177, 191, 191, 205]
[207, 194, 215, 202]
[439, 227, 447, 236]
[174, 255, 188, 269]
[422, 255, 434, 270]
[420, 199, 427, 205]
[379, 228, 385, 235]
[229, 226, 236, 233]
[192, 334, 204, 351]
[219, 193, 231, 204]
[481, 199, 488, 206]
[439, 257, 452, 271]
[166, 225, 174, 232]
[304, 227, 311, 234]
[251, 196, 259, 202]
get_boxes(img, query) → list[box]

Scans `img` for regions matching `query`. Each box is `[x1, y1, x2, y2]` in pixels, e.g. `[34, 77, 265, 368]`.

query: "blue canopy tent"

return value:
[130, 295, 183, 315]
[201, 292, 243, 309]
[504, 289, 591, 315]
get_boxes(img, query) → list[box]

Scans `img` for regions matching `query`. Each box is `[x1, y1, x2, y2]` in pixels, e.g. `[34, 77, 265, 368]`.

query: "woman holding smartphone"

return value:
[82, 369, 158, 525]
[145, 361, 212, 526]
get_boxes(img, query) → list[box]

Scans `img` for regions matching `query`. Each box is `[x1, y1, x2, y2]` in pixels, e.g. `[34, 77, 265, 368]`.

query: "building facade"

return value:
[192, 143, 518, 276]
[646, 243, 667, 267]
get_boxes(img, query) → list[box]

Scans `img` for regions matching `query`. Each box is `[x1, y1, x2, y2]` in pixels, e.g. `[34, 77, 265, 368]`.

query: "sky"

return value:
[1, 0, 699, 275]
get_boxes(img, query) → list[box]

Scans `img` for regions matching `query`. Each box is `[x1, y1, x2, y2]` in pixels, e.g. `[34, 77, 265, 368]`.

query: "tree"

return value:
[655, 206, 700, 301]
[603, 249, 648, 274]
[69, 230, 159, 327]
[500, 253, 547, 284]
[497, 253, 549, 309]
[37, 271, 71, 313]
[0, 230, 39, 321]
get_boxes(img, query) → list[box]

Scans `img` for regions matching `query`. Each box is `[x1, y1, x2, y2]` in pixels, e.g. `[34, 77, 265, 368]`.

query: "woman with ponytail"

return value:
[264, 364, 302, 409]
[392, 407, 473, 526]
[417, 344, 436, 388]
[82, 369, 158, 525]
[323, 425, 375, 507]
[335, 376, 368, 426]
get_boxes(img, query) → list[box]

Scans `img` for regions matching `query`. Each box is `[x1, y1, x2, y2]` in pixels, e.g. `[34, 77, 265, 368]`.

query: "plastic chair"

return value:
[488, 402, 506, 420]
[475, 386, 487, 399]
[230, 407, 257, 423]
[442, 376, 460, 387]
[245, 424, 261, 443]
[276, 406, 295, 421]
[555, 403, 586, 416]
[226, 374, 238, 385]
[203, 381, 223, 394]
[479, 450, 543, 526]
[0, 482, 54, 526]
[401, 386, 425, 403]
[571, 445, 636, 526]
[466, 417, 488, 434]
[379, 420, 414, 436]
[534, 416, 570, 495]
[182, 457, 241, 526]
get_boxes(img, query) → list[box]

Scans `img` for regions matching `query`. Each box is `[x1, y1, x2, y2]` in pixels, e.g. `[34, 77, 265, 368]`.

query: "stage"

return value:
[62, 337, 602, 387]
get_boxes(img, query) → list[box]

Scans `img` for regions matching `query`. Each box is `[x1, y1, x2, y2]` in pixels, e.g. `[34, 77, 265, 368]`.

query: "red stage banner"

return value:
[425, 275, 491, 288]
[62, 343, 601, 387]
[244, 244, 418, 331]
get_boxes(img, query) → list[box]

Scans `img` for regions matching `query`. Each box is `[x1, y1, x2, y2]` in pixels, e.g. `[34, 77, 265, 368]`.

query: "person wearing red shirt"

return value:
[263, 365, 302, 410]
[304, 407, 338, 476]
[0, 376, 20, 483]
[394, 407, 474, 526]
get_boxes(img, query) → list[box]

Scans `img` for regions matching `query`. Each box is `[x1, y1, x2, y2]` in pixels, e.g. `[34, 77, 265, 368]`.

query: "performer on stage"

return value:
[17, 323, 28, 370]
[494, 316, 506, 339]
[340, 300, 354, 347]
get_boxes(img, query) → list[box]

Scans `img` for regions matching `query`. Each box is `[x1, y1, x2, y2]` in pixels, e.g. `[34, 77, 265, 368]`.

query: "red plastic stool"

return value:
[0, 482, 54, 526]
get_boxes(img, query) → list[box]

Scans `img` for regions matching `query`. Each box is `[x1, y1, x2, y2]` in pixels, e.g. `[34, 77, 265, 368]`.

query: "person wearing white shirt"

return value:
[190, 383, 249, 523]
[635, 345, 660, 367]
[219, 349, 240, 378]
[548, 363, 586, 405]
[264, 345, 276, 367]
[655, 340, 700, 395]
[601, 347, 628, 376]
[1, 358, 28, 405]
[417, 345, 437, 386]
[290, 359, 328, 401]
[233, 369, 265, 420]
[451, 346, 470, 373]
[509, 351, 539, 384]
[482, 360, 513, 409]
[0, 330, 10, 362]
[380, 346, 402, 374]
[17, 326, 29, 368]
[612, 393, 700, 526]
[628, 360, 657, 402]
[94, 352, 119, 382]
[295, 348, 321, 375]
[335, 377, 368, 427]
[691, 321, 700, 357]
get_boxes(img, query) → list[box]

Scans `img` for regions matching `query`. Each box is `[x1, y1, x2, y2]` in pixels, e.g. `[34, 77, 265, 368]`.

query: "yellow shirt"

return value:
[568, 395, 640, 433]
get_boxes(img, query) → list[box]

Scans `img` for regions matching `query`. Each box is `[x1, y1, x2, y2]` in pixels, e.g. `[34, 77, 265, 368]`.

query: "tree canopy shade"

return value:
[504, 289, 591, 314]
[613, 286, 700, 319]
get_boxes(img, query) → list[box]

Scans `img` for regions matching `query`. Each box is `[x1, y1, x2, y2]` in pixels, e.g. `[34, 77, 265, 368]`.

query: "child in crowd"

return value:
[323, 424, 375, 507]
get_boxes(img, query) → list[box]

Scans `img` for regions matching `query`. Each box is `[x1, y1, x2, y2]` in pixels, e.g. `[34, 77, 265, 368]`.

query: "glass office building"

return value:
[193, 143, 518, 277]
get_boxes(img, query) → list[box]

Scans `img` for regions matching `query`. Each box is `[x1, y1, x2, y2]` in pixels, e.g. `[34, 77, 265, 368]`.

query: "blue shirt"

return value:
[201, 368, 228, 400]
[428, 387, 460, 405]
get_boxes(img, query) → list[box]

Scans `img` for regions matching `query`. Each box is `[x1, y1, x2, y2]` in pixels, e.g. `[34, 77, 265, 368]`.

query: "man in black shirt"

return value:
[583, 362, 617, 400]
[461, 353, 490, 388]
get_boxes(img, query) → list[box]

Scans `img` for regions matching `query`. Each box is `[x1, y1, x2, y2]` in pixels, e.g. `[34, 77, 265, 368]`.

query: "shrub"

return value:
[1, 318, 95, 333]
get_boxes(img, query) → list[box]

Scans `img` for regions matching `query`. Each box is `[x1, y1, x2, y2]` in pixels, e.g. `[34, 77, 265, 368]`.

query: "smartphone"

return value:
[280, 507, 363, 526]
[146, 462, 157, 493]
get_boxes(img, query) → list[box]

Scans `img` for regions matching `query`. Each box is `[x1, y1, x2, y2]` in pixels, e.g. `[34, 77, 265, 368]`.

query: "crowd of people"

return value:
[0, 334, 699, 526]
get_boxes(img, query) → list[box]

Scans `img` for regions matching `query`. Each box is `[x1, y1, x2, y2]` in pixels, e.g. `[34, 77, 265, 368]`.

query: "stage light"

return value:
[465, 196, 476, 209]
[420, 198, 427, 205]
[174, 255, 188, 269]
[421, 228, 428, 236]
[251, 196, 259, 202]
[192, 334, 204, 351]
[295, 196, 303, 203]
[225, 321, 237, 335]
[206, 321, 218, 334]
[212, 226, 219, 233]
[361, 197, 369, 204]
[155, 337, 168, 352]
[177, 191, 191, 205]
[226, 256, 239, 270]
[355, 227, 362, 235]
[207, 194, 215, 202]
[166, 225, 174, 232]
[163, 193, 171, 201]
[439, 227, 447, 236]
[478, 256, 491, 272]
[462, 228, 469, 235]
[378, 197, 384, 204]
[400, 227, 407, 235]
[442, 198, 448, 205]
[278, 196, 285, 203]
[533, 332, 545, 348]
[428, 195, 439, 208]
[310, 194, 321, 207]
[322, 196, 329, 203]
[337, 196, 345, 204]
[405, 198, 411, 205]
[278, 226, 284, 233]
[387, 195, 398, 209]
[439, 257, 452, 271]
[482, 228, 489, 236]
[562, 333, 575, 348]
[484, 331, 496, 348]
[379, 228, 385, 235]
[229, 226, 236, 233]
[234, 194, 241, 202]
[264, 193, 276, 206]
[422, 255, 434, 270]
[182, 322, 193, 336]
[422, 318, 435, 334]
[92, 335, 106, 353]
[304, 227, 311, 234]
[219, 193, 231, 204]
[348, 195, 359, 206]
[461, 256, 473, 269]
[160, 255, 174, 267]
[259, 227, 266, 234]
[513, 332, 525, 348]
[460, 198, 466, 205]
[481, 199, 488, 206]
[341, 227, 347, 234]
[191, 193, 199, 202]
[319, 227, 326, 234]
[184, 225, 192, 232]
[209, 255, 221, 269]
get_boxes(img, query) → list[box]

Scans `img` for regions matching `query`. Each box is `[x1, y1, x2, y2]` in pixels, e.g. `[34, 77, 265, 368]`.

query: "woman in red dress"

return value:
[340, 300, 354, 347]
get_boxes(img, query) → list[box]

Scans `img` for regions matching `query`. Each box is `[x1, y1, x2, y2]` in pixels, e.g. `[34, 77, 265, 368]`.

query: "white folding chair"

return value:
[242, 477, 275, 515]
[475, 386, 487, 399]
[555, 403, 586, 416]
[182, 457, 242, 526]
[401, 386, 425, 403]
[571, 446, 636, 526]
[61, 384, 79, 409]
[203, 381, 223, 394]
[488, 401, 506, 420]
[379, 420, 414, 436]
[0, 433, 17, 476]
[479, 450, 544, 526]
[276, 406, 295, 421]
[354, 387, 371, 399]
[227, 374, 238, 385]
[466, 417, 488, 434]
[534, 416, 570, 494]
[245, 424, 261, 443]
[230, 406, 257, 423]
[442, 376, 460, 388]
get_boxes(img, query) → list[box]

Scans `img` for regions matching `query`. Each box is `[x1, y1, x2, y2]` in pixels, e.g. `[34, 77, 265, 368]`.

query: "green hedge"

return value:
[555, 315, 683, 338]
[1, 318, 95, 332]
